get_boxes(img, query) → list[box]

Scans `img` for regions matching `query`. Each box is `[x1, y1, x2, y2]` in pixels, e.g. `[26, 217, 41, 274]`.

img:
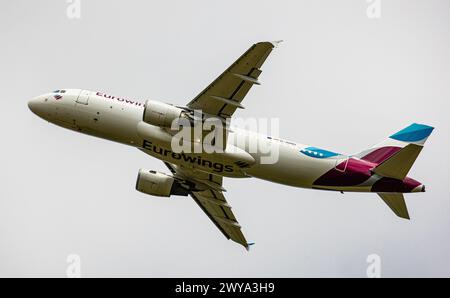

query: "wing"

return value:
[164, 162, 251, 249]
[187, 41, 281, 118]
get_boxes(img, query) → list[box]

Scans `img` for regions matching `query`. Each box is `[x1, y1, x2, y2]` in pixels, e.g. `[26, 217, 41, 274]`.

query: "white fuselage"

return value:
[28, 89, 361, 191]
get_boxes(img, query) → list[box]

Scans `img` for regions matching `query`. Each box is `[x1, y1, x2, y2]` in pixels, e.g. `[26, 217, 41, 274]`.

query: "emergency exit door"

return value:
[76, 90, 90, 105]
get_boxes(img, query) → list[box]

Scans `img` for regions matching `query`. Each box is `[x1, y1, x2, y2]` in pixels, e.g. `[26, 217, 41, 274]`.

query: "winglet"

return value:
[246, 242, 255, 251]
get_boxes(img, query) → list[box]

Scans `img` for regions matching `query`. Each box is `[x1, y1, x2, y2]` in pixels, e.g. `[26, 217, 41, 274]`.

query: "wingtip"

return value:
[245, 242, 255, 251]
[254, 40, 283, 48]
[271, 40, 284, 47]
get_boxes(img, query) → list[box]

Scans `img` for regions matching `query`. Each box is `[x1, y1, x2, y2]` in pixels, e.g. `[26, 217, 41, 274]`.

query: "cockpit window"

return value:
[52, 90, 66, 93]
[53, 90, 60, 93]
[60, 90, 66, 93]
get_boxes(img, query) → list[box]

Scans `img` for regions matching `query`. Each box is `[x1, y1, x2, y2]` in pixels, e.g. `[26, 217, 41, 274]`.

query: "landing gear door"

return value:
[76, 90, 90, 105]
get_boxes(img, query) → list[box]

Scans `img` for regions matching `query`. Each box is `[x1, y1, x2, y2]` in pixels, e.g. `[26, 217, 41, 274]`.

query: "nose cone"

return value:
[28, 96, 47, 118]
[28, 98, 38, 112]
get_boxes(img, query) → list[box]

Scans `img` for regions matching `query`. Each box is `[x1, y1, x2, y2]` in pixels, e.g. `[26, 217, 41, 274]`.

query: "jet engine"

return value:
[135, 169, 190, 197]
[143, 100, 185, 128]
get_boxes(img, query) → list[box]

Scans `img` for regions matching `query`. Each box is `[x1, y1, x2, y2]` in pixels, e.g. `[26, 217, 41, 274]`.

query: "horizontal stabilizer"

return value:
[373, 144, 423, 180]
[378, 193, 410, 219]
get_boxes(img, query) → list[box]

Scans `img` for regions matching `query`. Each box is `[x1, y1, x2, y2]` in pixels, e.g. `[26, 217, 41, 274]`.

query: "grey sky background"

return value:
[1, 0, 449, 277]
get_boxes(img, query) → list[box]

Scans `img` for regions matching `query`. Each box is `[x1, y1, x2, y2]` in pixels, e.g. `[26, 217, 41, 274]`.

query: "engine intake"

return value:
[135, 169, 189, 197]
[143, 100, 184, 128]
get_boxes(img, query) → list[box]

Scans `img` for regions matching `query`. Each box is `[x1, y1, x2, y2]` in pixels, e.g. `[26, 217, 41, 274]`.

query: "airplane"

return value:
[28, 41, 434, 250]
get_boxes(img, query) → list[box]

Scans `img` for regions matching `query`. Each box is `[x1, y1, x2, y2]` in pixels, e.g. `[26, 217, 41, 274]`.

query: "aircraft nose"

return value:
[28, 96, 47, 117]
[28, 98, 38, 111]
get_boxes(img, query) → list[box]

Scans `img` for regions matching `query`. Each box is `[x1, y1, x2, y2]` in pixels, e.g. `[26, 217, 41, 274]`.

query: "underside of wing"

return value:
[190, 189, 249, 249]
[187, 41, 281, 118]
[164, 163, 250, 249]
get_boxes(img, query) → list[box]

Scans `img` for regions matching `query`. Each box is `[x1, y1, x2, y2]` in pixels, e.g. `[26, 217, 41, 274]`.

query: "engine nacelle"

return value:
[143, 100, 184, 128]
[135, 169, 189, 197]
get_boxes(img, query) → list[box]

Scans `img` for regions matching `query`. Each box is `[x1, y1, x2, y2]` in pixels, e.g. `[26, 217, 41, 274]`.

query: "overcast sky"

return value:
[1, 0, 449, 277]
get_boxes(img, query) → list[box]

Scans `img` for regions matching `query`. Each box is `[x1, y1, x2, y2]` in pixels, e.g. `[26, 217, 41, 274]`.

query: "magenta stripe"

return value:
[361, 146, 402, 164]
[313, 158, 374, 187]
